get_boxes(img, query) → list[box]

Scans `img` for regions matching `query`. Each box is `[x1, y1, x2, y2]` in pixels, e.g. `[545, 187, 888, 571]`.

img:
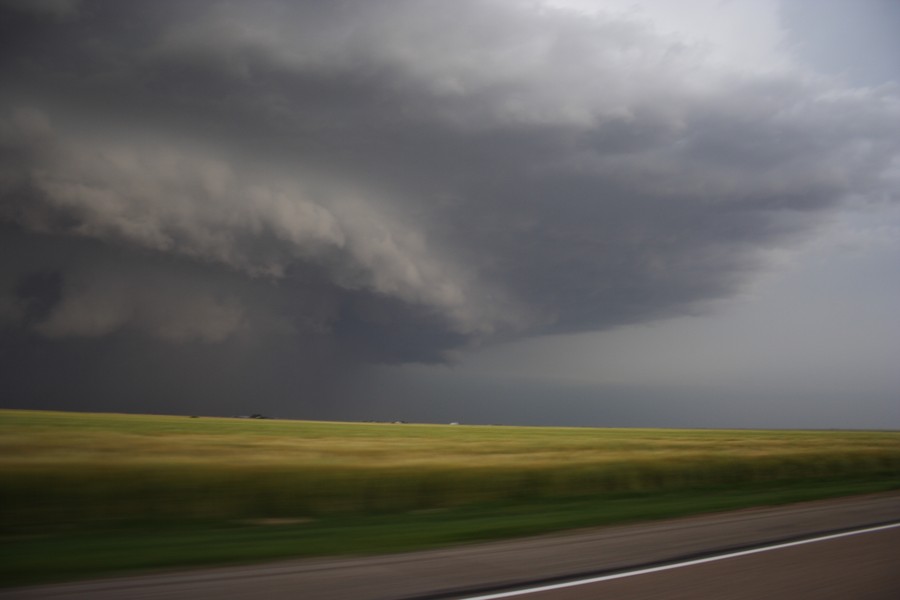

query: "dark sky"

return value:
[1, 0, 898, 427]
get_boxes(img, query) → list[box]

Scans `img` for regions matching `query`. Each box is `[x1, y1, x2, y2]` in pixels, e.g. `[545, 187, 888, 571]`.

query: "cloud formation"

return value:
[1, 0, 899, 413]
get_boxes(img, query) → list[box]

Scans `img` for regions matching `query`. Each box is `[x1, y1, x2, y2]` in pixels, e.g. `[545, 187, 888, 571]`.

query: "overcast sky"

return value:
[1, 0, 898, 428]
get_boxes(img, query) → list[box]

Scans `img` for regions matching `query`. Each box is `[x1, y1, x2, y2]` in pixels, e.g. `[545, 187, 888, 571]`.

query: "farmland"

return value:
[2, 409, 899, 585]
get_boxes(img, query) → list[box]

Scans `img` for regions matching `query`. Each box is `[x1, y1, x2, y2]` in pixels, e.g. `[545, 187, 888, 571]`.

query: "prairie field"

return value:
[2, 408, 899, 585]
[3, 408, 900, 525]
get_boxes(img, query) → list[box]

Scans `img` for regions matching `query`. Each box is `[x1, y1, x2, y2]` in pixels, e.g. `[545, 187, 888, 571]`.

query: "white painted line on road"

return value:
[459, 521, 900, 599]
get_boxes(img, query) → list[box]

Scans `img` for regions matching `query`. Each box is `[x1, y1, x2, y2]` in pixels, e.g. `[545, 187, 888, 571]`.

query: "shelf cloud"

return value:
[1, 0, 898, 414]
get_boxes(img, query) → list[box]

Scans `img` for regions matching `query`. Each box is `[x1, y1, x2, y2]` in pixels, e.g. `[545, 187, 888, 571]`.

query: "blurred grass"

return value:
[2, 409, 899, 586]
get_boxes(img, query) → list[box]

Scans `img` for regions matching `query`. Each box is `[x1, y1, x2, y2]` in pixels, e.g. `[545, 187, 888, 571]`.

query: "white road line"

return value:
[459, 521, 900, 600]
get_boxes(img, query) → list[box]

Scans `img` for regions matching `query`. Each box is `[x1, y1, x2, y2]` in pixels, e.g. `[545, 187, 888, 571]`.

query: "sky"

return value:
[1, 0, 898, 428]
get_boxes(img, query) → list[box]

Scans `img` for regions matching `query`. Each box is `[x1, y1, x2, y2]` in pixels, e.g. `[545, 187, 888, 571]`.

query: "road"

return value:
[461, 524, 900, 600]
[3, 492, 899, 600]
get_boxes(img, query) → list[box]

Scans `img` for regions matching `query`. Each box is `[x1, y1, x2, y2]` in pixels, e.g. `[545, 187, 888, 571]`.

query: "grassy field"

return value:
[2, 408, 900, 586]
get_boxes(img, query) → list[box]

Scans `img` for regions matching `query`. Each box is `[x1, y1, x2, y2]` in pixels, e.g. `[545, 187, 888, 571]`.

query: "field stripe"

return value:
[459, 521, 900, 600]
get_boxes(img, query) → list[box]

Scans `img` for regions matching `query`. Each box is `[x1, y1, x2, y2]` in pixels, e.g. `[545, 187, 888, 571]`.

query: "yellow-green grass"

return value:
[3, 409, 900, 527]
[2, 408, 899, 585]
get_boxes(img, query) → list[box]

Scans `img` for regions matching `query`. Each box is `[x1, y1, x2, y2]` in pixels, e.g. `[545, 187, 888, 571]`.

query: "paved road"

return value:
[3, 492, 899, 600]
[470, 525, 900, 600]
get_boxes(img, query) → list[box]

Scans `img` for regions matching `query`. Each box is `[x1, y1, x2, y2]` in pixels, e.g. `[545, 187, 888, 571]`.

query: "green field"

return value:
[2, 409, 900, 586]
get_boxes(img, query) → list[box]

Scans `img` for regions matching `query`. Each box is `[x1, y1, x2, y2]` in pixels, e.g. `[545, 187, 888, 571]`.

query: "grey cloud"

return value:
[35, 265, 246, 343]
[0, 230, 261, 342]
[0, 107, 496, 340]
[1, 0, 899, 414]
[1, 110, 347, 276]
[0, 0, 80, 19]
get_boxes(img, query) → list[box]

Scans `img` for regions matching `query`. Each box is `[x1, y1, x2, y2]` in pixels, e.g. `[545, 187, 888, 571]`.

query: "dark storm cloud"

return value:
[1, 0, 899, 413]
